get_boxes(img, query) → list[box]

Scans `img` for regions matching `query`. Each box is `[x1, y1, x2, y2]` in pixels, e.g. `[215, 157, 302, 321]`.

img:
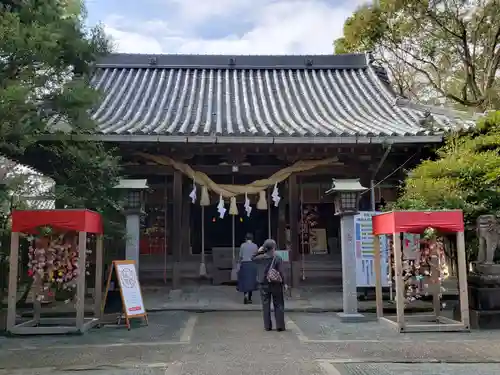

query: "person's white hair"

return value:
[262, 239, 276, 252]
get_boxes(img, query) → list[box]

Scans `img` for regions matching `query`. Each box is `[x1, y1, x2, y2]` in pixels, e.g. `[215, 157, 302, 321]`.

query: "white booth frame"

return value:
[373, 231, 470, 333]
[7, 231, 104, 335]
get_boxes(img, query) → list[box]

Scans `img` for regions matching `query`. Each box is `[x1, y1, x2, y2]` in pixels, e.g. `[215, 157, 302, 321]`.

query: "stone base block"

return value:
[291, 262, 302, 288]
[468, 272, 500, 288]
[0, 310, 6, 332]
[469, 309, 500, 329]
[468, 285, 500, 310]
[172, 262, 182, 289]
[337, 312, 366, 323]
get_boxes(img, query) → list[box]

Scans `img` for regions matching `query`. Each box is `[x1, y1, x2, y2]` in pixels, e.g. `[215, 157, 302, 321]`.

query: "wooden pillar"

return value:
[181, 185, 191, 258]
[163, 176, 169, 285]
[456, 231, 470, 329]
[373, 235, 383, 318]
[94, 234, 104, 318]
[393, 232, 405, 331]
[277, 183, 287, 249]
[76, 231, 87, 331]
[430, 239, 441, 318]
[172, 171, 183, 288]
[288, 174, 300, 287]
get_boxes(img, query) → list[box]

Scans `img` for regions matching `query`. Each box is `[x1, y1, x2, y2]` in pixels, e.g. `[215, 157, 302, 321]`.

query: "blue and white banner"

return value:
[354, 211, 390, 288]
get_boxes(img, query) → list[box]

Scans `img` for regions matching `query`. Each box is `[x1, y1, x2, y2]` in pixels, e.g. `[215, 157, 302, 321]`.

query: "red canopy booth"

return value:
[372, 210, 469, 333]
[7, 209, 104, 335]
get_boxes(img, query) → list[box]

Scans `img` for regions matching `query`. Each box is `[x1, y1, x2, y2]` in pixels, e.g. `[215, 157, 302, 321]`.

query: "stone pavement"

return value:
[141, 285, 453, 312]
[16, 284, 460, 317]
[1, 311, 500, 374]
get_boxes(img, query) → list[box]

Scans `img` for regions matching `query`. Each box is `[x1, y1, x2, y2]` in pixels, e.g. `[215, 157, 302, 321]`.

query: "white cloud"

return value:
[165, 0, 262, 26]
[104, 26, 164, 54]
[103, 0, 369, 55]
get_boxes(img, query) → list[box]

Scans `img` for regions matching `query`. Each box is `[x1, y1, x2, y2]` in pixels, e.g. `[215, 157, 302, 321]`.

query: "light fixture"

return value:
[325, 178, 366, 215]
[114, 179, 149, 213]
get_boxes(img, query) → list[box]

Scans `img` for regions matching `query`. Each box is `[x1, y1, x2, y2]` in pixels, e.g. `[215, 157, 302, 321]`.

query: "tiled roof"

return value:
[23, 199, 56, 210]
[79, 54, 474, 138]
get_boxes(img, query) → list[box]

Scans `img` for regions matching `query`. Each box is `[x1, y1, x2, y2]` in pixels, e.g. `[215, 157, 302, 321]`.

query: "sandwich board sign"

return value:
[102, 260, 148, 330]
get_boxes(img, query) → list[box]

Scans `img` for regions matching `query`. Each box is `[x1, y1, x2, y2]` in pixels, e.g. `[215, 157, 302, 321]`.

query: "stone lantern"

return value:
[115, 179, 148, 272]
[326, 178, 365, 216]
[325, 178, 366, 322]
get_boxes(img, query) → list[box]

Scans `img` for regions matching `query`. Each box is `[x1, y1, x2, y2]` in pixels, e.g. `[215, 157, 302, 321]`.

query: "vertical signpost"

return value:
[354, 212, 389, 289]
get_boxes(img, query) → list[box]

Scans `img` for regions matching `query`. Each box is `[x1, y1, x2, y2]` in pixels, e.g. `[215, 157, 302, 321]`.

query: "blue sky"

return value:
[84, 0, 368, 54]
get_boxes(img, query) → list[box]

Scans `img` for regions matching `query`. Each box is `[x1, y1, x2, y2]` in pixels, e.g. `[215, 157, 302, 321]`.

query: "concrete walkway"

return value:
[1, 311, 499, 374]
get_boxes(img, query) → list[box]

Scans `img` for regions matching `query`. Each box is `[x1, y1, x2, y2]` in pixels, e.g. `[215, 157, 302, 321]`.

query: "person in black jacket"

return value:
[252, 239, 287, 331]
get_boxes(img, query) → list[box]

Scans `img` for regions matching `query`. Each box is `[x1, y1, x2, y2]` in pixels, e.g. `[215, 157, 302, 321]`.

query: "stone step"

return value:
[140, 268, 343, 284]
[140, 260, 342, 272]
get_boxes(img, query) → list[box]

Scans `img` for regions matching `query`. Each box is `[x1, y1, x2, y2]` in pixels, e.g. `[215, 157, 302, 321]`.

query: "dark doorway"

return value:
[191, 203, 278, 253]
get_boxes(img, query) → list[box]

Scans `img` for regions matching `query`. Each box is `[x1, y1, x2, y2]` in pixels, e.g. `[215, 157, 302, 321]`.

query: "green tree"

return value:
[0, 0, 125, 310]
[0, 0, 123, 233]
[395, 111, 500, 259]
[334, 0, 500, 109]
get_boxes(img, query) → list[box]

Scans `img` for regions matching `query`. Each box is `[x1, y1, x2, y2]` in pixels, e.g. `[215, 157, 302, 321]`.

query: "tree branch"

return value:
[484, 25, 500, 91]
[458, 21, 482, 100]
[424, 6, 463, 40]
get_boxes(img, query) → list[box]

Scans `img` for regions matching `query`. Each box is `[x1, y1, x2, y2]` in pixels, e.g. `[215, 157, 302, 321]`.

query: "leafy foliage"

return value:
[0, 0, 126, 308]
[0, 0, 123, 235]
[0, 0, 109, 152]
[334, 0, 500, 109]
[395, 111, 500, 258]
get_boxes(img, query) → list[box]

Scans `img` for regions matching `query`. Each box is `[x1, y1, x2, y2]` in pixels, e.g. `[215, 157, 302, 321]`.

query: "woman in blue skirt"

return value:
[237, 233, 259, 304]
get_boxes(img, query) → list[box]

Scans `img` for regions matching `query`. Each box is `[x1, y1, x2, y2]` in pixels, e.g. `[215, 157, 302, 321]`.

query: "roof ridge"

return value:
[95, 53, 368, 70]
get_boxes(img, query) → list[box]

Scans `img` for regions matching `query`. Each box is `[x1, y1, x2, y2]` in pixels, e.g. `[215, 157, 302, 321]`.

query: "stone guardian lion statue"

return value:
[477, 215, 500, 264]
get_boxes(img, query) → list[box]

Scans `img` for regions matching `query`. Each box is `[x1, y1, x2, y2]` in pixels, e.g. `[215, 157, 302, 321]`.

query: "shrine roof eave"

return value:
[48, 53, 476, 138]
[38, 133, 444, 145]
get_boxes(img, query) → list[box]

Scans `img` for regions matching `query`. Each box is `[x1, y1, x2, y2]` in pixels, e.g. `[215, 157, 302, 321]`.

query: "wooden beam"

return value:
[118, 143, 405, 159]
[120, 163, 392, 177]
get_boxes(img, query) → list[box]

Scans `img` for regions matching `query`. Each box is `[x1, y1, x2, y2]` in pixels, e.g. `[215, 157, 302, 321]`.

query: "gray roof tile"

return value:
[81, 54, 474, 138]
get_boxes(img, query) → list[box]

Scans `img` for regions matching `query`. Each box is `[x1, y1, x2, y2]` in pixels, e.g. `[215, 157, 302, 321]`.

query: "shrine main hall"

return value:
[50, 53, 471, 287]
